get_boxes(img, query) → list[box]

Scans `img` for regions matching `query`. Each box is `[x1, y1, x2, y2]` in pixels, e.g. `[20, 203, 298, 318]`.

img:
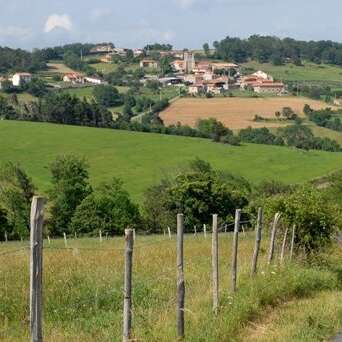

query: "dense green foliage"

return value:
[48, 155, 92, 236]
[143, 159, 249, 232]
[263, 185, 337, 253]
[212, 35, 342, 66]
[305, 106, 342, 132]
[0, 47, 46, 73]
[70, 178, 141, 235]
[0, 163, 35, 239]
[93, 85, 123, 107]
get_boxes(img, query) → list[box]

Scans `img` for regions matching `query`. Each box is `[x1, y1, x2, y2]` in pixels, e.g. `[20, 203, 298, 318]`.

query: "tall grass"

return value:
[0, 234, 341, 341]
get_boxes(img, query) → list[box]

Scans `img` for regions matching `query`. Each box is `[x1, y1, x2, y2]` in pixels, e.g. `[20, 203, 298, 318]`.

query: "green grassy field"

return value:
[1, 234, 341, 341]
[92, 62, 140, 74]
[0, 121, 341, 201]
[242, 61, 342, 86]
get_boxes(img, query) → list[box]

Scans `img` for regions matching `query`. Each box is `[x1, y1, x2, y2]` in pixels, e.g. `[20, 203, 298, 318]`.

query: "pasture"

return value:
[0, 121, 342, 201]
[242, 61, 342, 86]
[160, 97, 332, 129]
[1, 233, 341, 341]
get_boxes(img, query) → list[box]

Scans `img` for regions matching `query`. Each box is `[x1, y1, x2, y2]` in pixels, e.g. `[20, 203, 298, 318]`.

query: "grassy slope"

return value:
[242, 61, 342, 86]
[0, 121, 342, 201]
[1, 235, 341, 341]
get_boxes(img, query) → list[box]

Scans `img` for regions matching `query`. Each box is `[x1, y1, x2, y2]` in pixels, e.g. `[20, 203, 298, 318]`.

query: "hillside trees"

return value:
[0, 163, 35, 239]
[48, 155, 92, 235]
[70, 178, 141, 235]
[143, 159, 249, 232]
[93, 85, 123, 107]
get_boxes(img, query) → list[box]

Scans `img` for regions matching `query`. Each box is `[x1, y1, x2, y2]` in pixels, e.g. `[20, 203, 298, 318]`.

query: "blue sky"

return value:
[0, 0, 341, 50]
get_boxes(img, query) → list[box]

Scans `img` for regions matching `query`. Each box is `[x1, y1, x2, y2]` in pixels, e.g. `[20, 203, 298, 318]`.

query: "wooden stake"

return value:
[280, 226, 289, 264]
[251, 208, 263, 276]
[176, 214, 185, 339]
[212, 214, 219, 313]
[231, 209, 241, 292]
[63, 232, 67, 248]
[74, 232, 77, 239]
[194, 225, 197, 236]
[123, 229, 134, 342]
[4, 231, 8, 242]
[99, 230, 103, 243]
[267, 213, 281, 265]
[290, 225, 296, 261]
[203, 224, 207, 239]
[168, 226, 172, 240]
[30, 196, 45, 342]
[47, 235, 51, 245]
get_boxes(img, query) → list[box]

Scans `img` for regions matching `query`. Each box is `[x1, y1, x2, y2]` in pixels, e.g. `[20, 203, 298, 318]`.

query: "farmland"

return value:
[160, 97, 334, 129]
[0, 121, 342, 201]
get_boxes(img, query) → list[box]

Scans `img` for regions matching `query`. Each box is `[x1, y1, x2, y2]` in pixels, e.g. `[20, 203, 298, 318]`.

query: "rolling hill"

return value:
[0, 121, 341, 201]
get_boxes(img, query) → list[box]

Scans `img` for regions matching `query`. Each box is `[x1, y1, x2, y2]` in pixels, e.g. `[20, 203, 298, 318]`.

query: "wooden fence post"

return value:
[212, 214, 219, 313]
[99, 230, 103, 243]
[176, 214, 185, 339]
[251, 208, 263, 276]
[231, 209, 241, 293]
[63, 233, 67, 248]
[168, 226, 172, 240]
[194, 225, 197, 236]
[30, 196, 45, 342]
[203, 224, 207, 239]
[280, 227, 289, 264]
[47, 235, 50, 245]
[4, 231, 8, 242]
[290, 225, 296, 261]
[123, 229, 134, 342]
[267, 213, 281, 265]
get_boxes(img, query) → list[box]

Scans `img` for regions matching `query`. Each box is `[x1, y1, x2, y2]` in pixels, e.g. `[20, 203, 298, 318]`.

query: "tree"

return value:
[143, 160, 249, 232]
[93, 85, 123, 107]
[159, 56, 172, 76]
[48, 155, 92, 235]
[0, 163, 35, 239]
[26, 78, 48, 97]
[71, 178, 141, 236]
[203, 43, 210, 57]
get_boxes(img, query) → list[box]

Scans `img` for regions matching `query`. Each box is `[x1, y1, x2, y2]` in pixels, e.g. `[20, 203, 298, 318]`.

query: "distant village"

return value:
[0, 44, 286, 97]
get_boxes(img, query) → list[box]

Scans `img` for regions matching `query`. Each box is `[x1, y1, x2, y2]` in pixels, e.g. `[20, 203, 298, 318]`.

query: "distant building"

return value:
[252, 70, 273, 81]
[133, 49, 144, 57]
[63, 72, 84, 84]
[184, 51, 195, 74]
[90, 44, 114, 54]
[188, 84, 204, 95]
[171, 60, 185, 72]
[140, 59, 159, 68]
[12, 73, 32, 87]
[84, 77, 106, 85]
[100, 54, 113, 63]
[253, 82, 285, 94]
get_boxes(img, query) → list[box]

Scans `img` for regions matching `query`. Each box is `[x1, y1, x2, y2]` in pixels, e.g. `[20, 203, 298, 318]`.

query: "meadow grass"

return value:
[0, 234, 341, 341]
[0, 121, 341, 201]
[242, 61, 342, 86]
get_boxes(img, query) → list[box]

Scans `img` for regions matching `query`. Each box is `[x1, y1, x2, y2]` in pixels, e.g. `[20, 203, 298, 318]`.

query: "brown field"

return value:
[160, 97, 335, 129]
[46, 63, 75, 74]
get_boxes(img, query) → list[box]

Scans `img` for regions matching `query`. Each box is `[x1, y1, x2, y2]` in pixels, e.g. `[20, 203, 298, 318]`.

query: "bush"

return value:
[71, 178, 141, 236]
[263, 185, 336, 254]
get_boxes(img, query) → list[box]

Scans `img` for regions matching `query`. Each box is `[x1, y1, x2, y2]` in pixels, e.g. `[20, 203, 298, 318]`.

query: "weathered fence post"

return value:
[231, 209, 241, 293]
[4, 231, 8, 242]
[203, 224, 207, 239]
[168, 226, 172, 240]
[123, 229, 134, 342]
[30, 196, 45, 342]
[251, 208, 263, 276]
[212, 214, 219, 313]
[47, 235, 50, 245]
[267, 213, 281, 265]
[63, 232, 67, 248]
[99, 230, 103, 243]
[290, 225, 296, 261]
[176, 214, 185, 339]
[280, 227, 289, 264]
[194, 225, 197, 236]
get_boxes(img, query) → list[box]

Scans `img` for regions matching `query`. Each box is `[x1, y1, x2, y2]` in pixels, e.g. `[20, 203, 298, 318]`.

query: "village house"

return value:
[63, 72, 84, 84]
[12, 73, 32, 87]
[84, 77, 106, 85]
[188, 84, 204, 95]
[211, 62, 239, 71]
[171, 60, 185, 72]
[252, 70, 273, 81]
[100, 54, 112, 63]
[133, 49, 144, 57]
[253, 81, 285, 94]
[140, 59, 159, 69]
[90, 44, 114, 54]
[204, 77, 229, 94]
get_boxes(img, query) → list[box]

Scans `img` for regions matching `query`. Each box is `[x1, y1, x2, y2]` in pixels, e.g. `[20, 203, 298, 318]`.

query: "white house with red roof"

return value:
[12, 72, 32, 87]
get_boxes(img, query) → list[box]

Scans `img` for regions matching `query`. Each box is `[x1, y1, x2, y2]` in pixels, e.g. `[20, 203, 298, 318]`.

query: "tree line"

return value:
[0, 156, 340, 255]
[208, 35, 342, 66]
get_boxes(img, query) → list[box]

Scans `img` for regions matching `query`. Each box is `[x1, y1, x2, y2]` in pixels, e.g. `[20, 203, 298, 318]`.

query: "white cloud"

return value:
[175, 0, 197, 9]
[44, 14, 73, 33]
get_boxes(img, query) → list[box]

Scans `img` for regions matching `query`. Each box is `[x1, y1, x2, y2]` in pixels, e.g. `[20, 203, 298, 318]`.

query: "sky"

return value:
[0, 0, 341, 51]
